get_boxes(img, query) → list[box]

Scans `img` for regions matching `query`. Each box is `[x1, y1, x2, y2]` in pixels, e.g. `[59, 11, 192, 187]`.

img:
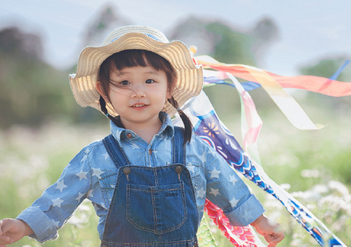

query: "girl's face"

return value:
[97, 64, 172, 129]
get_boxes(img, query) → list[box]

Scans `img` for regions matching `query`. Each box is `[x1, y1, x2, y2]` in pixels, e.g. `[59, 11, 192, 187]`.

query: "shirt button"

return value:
[126, 133, 132, 138]
[149, 149, 152, 155]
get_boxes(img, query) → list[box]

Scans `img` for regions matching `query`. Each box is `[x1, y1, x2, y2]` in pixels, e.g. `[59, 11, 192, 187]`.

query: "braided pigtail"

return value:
[168, 96, 193, 145]
[99, 96, 122, 127]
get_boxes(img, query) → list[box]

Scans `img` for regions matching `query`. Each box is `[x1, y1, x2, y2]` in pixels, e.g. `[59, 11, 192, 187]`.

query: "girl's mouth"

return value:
[132, 104, 147, 108]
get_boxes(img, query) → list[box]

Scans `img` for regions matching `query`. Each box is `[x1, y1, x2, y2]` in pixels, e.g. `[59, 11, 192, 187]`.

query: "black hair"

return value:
[98, 49, 193, 145]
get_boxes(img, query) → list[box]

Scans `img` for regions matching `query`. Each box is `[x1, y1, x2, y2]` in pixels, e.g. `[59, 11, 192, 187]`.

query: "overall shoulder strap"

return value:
[173, 126, 186, 165]
[102, 135, 131, 169]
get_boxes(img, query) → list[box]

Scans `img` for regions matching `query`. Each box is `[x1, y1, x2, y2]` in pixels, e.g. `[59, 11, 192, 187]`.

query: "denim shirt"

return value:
[17, 113, 264, 243]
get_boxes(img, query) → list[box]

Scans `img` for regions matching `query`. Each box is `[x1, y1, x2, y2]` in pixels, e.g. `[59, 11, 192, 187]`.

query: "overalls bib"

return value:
[101, 127, 199, 247]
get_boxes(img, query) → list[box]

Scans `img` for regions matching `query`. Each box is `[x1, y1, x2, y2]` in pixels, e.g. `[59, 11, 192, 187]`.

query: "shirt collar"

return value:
[110, 112, 174, 143]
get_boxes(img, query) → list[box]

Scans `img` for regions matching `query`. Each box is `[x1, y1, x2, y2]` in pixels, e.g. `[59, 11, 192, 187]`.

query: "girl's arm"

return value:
[11, 146, 93, 244]
[0, 219, 33, 246]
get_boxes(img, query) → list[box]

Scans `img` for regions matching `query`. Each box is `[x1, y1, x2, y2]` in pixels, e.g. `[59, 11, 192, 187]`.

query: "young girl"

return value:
[0, 25, 284, 247]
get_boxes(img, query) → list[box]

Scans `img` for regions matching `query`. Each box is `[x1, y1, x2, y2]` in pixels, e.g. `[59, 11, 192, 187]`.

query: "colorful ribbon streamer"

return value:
[195, 56, 351, 130]
[178, 55, 350, 246]
[181, 90, 346, 246]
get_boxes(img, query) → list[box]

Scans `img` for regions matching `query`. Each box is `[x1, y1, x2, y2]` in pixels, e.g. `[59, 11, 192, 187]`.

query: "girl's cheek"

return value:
[110, 89, 132, 98]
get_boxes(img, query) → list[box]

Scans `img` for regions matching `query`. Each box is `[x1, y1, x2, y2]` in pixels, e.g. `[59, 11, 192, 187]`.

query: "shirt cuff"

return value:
[224, 194, 265, 226]
[17, 206, 58, 243]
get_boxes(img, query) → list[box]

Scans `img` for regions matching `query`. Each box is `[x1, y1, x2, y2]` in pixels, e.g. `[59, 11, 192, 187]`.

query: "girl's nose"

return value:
[131, 83, 146, 98]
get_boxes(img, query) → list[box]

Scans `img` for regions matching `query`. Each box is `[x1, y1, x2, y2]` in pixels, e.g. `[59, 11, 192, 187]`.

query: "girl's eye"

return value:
[145, 79, 155, 84]
[120, 80, 130, 86]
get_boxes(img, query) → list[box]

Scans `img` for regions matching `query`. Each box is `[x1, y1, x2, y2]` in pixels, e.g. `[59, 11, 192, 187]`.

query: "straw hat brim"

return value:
[69, 33, 203, 117]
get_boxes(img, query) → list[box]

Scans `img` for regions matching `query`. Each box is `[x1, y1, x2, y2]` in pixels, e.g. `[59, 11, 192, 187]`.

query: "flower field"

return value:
[1, 104, 350, 246]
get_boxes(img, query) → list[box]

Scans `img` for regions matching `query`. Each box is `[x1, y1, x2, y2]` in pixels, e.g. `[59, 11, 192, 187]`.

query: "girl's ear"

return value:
[166, 88, 172, 99]
[96, 81, 110, 103]
[166, 83, 175, 99]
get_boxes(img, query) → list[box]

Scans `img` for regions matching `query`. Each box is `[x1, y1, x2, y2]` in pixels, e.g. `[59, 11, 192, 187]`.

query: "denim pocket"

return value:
[99, 171, 118, 209]
[126, 182, 187, 234]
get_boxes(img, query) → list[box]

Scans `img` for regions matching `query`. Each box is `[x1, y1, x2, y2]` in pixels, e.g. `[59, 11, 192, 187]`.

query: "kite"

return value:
[177, 55, 349, 246]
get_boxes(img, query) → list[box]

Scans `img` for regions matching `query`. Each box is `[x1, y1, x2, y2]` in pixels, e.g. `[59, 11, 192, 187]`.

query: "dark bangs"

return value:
[113, 50, 170, 71]
[98, 50, 177, 95]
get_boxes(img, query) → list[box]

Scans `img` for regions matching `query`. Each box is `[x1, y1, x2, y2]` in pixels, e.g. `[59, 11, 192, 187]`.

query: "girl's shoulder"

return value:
[67, 136, 116, 170]
[70, 137, 107, 164]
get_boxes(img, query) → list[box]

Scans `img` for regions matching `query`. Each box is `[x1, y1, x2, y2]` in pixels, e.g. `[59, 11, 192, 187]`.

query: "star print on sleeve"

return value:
[230, 197, 239, 208]
[102, 152, 109, 160]
[209, 167, 221, 179]
[76, 170, 88, 180]
[52, 198, 64, 208]
[87, 189, 94, 199]
[92, 168, 104, 178]
[75, 192, 85, 202]
[55, 180, 67, 192]
[209, 188, 221, 197]
[81, 155, 88, 163]
[79, 148, 91, 162]
[229, 175, 239, 186]
[186, 163, 195, 173]
[51, 219, 60, 229]
[241, 209, 253, 223]
[196, 187, 206, 199]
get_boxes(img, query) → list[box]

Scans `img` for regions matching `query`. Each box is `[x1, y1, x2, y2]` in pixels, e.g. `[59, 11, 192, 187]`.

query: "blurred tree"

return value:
[168, 17, 216, 57]
[249, 17, 279, 65]
[205, 21, 255, 65]
[0, 27, 81, 128]
[0, 27, 43, 59]
[82, 5, 132, 47]
[299, 56, 351, 81]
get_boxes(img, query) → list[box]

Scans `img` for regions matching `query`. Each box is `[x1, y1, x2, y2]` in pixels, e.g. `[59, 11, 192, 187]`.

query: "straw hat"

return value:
[69, 25, 203, 117]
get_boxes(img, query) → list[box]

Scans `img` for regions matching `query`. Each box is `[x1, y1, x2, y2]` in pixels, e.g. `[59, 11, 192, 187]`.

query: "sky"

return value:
[1, 0, 351, 76]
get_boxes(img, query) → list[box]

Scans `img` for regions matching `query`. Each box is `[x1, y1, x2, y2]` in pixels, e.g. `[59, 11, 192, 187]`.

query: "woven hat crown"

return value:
[103, 26, 169, 45]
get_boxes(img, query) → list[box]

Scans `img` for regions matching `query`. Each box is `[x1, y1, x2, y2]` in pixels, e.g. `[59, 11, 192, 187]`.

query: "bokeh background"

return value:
[0, 1, 351, 246]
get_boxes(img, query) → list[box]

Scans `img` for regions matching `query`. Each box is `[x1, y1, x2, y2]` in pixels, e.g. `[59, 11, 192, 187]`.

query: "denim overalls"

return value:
[101, 127, 199, 247]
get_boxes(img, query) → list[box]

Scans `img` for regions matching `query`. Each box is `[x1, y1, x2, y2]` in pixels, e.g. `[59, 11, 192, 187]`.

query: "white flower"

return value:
[328, 180, 349, 196]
